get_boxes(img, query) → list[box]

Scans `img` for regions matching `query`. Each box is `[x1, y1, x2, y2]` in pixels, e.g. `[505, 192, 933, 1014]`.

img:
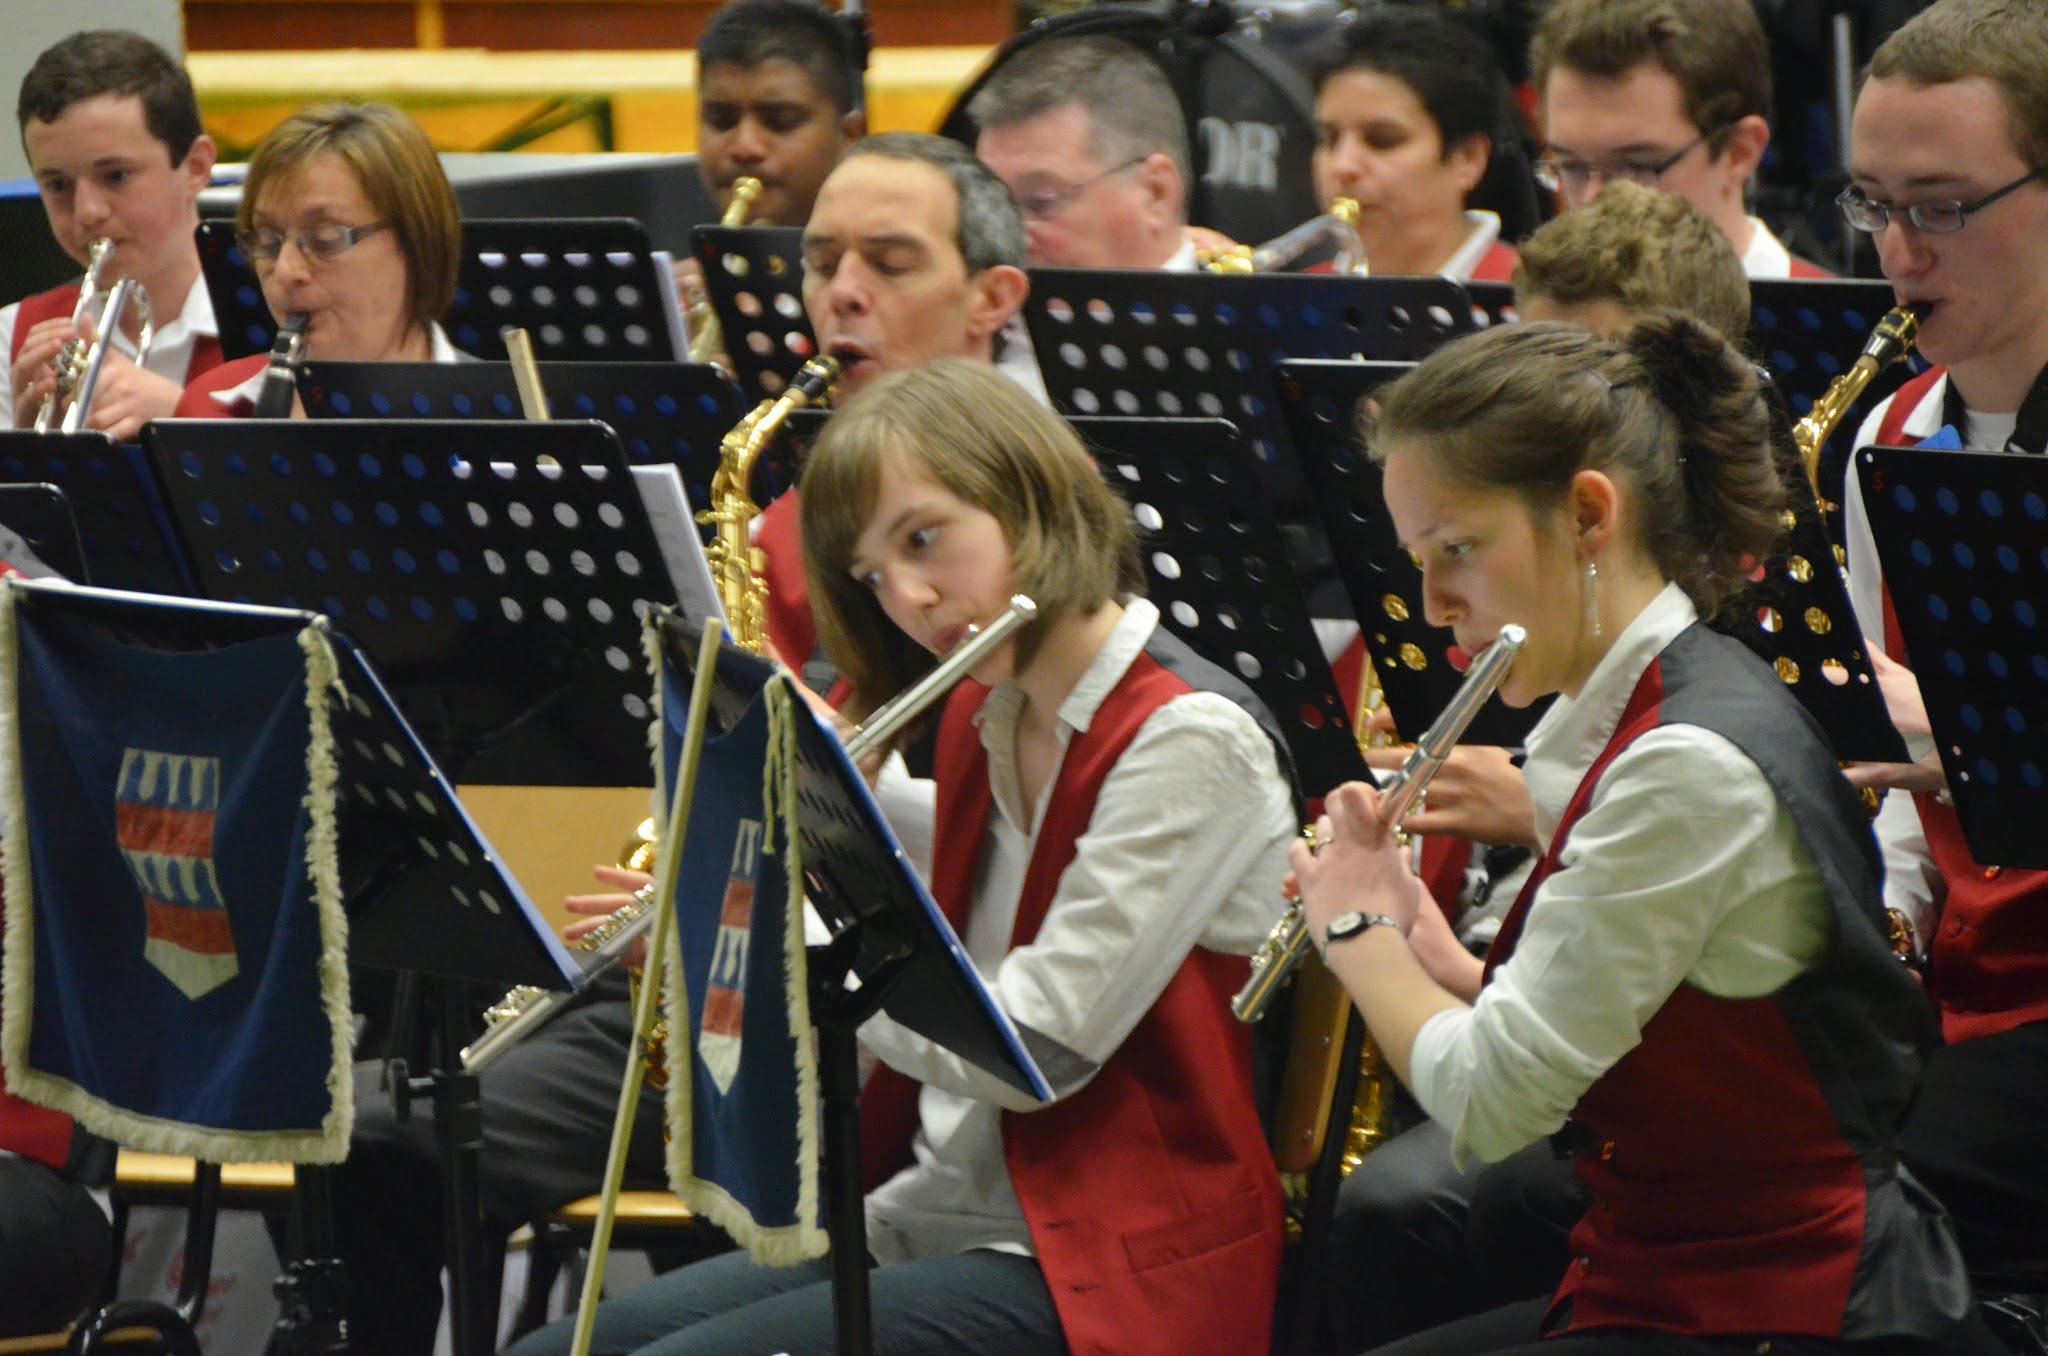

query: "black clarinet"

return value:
[252, 313, 310, 418]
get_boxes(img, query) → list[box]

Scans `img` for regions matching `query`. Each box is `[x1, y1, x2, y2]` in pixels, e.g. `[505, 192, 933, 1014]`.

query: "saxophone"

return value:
[686, 175, 762, 366]
[1199, 198, 1368, 276]
[1790, 305, 1923, 498]
[462, 354, 842, 1073]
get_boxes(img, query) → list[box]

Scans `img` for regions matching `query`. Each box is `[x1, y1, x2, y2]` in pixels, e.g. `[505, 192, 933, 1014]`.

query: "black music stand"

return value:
[200, 217, 686, 361]
[0, 482, 87, 581]
[0, 432, 191, 593]
[1463, 280, 1520, 330]
[139, 419, 690, 788]
[1856, 445, 2048, 868]
[1276, 358, 1542, 748]
[1749, 278, 1920, 518]
[655, 614, 1052, 1356]
[694, 224, 814, 399]
[295, 359, 742, 528]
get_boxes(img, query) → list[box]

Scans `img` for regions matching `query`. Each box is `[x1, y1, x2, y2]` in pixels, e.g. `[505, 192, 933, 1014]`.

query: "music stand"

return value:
[0, 482, 87, 581]
[295, 359, 743, 527]
[140, 418, 687, 788]
[1462, 280, 1520, 330]
[655, 614, 1051, 1356]
[201, 217, 687, 361]
[1749, 278, 1920, 516]
[1856, 445, 2048, 868]
[1275, 358, 1542, 748]
[0, 432, 191, 593]
[694, 224, 814, 399]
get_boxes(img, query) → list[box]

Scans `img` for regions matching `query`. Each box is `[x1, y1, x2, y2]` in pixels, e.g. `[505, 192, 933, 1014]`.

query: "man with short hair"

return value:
[7, 30, 224, 440]
[967, 37, 1198, 271]
[1530, 0, 1831, 279]
[1841, 0, 2048, 1272]
[1513, 179, 1749, 340]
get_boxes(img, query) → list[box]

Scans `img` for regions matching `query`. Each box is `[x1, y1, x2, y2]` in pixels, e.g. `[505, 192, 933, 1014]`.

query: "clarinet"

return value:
[252, 314, 310, 418]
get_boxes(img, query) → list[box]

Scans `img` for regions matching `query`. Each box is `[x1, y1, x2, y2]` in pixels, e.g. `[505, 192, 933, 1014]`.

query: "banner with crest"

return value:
[655, 622, 824, 1263]
[0, 582, 351, 1163]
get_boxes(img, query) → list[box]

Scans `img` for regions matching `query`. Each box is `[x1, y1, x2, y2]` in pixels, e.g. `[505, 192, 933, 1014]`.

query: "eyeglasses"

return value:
[235, 222, 388, 265]
[1836, 167, 2047, 235]
[1012, 156, 1147, 223]
[1533, 132, 1713, 197]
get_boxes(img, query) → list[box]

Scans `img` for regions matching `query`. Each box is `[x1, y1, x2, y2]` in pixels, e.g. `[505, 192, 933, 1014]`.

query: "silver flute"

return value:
[461, 594, 1038, 1071]
[1232, 624, 1526, 1023]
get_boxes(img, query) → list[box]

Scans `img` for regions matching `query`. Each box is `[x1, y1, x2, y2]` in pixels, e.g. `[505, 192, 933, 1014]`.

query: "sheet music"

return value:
[632, 463, 725, 627]
[652, 249, 690, 361]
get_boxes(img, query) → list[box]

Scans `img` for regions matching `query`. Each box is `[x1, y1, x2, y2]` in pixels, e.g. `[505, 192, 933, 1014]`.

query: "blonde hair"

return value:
[800, 360, 1141, 714]
[1368, 317, 1783, 619]
[240, 102, 462, 334]
[1512, 180, 1750, 340]
[1867, 0, 2048, 171]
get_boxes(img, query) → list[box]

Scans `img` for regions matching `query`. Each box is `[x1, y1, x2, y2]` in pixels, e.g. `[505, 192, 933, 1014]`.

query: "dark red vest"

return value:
[1485, 624, 1956, 1340]
[12, 281, 226, 388]
[1469, 239, 1520, 283]
[751, 489, 815, 670]
[859, 644, 1284, 1356]
[1872, 370, 2048, 1041]
[1788, 254, 1836, 279]
[171, 353, 265, 419]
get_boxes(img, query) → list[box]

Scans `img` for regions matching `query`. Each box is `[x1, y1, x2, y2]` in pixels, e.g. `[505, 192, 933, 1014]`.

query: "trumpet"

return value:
[461, 594, 1039, 1072]
[1233, 623, 1526, 1023]
[32, 238, 139, 433]
[52, 276, 155, 436]
[1790, 305, 1923, 497]
[1199, 198, 1368, 276]
[686, 175, 762, 366]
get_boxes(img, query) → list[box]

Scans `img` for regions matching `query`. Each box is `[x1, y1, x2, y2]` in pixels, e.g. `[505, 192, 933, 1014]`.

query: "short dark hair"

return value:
[966, 37, 1191, 210]
[17, 30, 203, 166]
[699, 0, 857, 117]
[1314, 6, 1506, 157]
[1531, 0, 1772, 151]
[842, 132, 1025, 274]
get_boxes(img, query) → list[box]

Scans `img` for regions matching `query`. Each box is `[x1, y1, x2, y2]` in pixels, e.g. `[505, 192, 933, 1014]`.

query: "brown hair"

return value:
[1512, 180, 1750, 340]
[1867, 0, 2048, 171]
[1367, 316, 1783, 619]
[18, 30, 202, 166]
[800, 359, 1142, 714]
[1531, 0, 1771, 153]
[239, 103, 462, 333]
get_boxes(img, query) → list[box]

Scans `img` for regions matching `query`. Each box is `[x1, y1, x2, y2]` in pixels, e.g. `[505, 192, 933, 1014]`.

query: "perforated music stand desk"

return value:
[296, 359, 742, 527]
[0, 483, 87, 581]
[201, 217, 684, 362]
[1276, 358, 1539, 748]
[0, 432, 191, 594]
[695, 224, 814, 400]
[139, 418, 684, 789]
[1856, 445, 2048, 868]
[657, 614, 1051, 1355]
[1750, 279, 1920, 514]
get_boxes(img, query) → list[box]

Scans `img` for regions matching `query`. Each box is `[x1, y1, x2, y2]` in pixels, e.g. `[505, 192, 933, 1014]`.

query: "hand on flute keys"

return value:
[563, 863, 653, 969]
[1360, 706, 1539, 850]
[1286, 780, 1430, 944]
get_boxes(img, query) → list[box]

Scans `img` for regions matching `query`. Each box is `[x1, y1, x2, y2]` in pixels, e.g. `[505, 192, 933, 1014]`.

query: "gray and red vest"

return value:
[1486, 623, 1962, 1340]
[11, 281, 225, 394]
[1872, 369, 2048, 1042]
[859, 624, 1289, 1356]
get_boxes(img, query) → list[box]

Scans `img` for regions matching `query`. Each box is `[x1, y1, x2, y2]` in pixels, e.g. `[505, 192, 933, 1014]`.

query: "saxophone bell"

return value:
[687, 175, 763, 366]
[1790, 303, 1924, 495]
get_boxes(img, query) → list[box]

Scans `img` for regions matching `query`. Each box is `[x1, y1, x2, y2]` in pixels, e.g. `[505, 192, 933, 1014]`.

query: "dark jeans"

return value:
[0, 1155, 111, 1337]
[1364, 1298, 1982, 1356]
[504, 1247, 1067, 1356]
[1900, 1019, 2048, 1272]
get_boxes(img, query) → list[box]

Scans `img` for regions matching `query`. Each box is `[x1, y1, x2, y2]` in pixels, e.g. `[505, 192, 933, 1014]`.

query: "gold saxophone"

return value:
[687, 175, 763, 366]
[1199, 199, 1369, 276]
[34, 238, 157, 434]
[1790, 305, 1924, 500]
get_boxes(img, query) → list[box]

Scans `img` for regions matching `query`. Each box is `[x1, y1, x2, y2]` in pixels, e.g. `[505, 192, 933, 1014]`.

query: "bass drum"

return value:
[940, 1, 1323, 247]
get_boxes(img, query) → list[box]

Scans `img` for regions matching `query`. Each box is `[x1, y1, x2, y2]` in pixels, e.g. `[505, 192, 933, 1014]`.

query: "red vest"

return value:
[12, 281, 226, 388]
[860, 649, 1284, 1355]
[171, 353, 265, 419]
[1872, 370, 2048, 1041]
[751, 489, 815, 669]
[1788, 254, 1835, 279]
[1485, 626, 1954, 1340]
[1468, 239, 1520, 283]
[0, 883, 73, 1170]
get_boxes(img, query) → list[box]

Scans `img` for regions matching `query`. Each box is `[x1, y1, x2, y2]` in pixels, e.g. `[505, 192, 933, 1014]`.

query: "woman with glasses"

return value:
[173, 102, 464, 416]
[1309, 6, 1521, 281]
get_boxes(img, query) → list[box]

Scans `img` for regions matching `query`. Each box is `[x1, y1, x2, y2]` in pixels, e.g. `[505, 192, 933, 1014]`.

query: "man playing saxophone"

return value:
[7, 32, 225, 440]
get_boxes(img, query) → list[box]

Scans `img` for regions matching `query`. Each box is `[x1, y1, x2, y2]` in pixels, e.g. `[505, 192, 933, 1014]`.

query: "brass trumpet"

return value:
[686, 175, 762, 366]
[1199, 198, 1369, 276]
[33, 237, 160, 434]
[1233, 624, 1526, 1023]
[1790, 304, 1923, 497]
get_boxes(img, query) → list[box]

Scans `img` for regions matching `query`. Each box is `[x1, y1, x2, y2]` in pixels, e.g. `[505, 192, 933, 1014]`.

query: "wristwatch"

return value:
[1321, 911, 1400, 951]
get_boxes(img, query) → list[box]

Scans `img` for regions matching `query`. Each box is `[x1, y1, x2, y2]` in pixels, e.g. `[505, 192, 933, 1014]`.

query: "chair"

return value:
[508, 1192, 732, 1340]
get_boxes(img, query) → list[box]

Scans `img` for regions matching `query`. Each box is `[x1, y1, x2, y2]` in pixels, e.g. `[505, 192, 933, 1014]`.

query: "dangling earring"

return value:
[1584, 559, 1602, 640]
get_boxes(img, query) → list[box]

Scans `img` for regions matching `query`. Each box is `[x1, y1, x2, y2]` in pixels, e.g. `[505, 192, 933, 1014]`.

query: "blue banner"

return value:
[0, 587, 350, 1162]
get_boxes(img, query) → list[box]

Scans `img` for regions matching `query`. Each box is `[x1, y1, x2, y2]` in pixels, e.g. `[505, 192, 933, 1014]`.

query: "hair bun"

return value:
[1621, 309, 1747, 427]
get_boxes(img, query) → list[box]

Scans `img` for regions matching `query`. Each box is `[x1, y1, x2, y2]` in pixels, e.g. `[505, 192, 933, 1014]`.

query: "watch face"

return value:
[1327, 911, 1367, 941]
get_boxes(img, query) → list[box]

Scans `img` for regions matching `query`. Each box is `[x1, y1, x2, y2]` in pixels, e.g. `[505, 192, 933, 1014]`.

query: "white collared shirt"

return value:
[207, 323, 462, 410]
[1740, 216, 1808, 280]
[858, 597, 1295, 1262]
[2, 274, 219, 417]
[1438, 210, 1504, 282]
[1408, 584, 1833, 1165]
